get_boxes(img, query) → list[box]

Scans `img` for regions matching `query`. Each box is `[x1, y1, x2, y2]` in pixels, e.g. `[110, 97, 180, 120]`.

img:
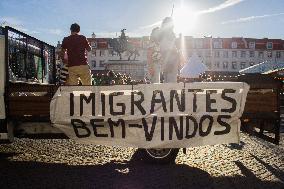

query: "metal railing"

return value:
[5, 26, 56, 85]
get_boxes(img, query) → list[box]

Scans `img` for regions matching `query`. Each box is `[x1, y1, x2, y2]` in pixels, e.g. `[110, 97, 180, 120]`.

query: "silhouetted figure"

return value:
[158, 17, 179, 83]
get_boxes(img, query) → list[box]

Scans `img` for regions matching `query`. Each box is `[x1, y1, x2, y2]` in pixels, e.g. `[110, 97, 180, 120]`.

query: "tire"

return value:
[138, 148, 179, 164]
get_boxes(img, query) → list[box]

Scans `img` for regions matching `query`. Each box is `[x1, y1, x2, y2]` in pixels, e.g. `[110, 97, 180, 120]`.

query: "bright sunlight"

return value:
[173, 5, 198, 34]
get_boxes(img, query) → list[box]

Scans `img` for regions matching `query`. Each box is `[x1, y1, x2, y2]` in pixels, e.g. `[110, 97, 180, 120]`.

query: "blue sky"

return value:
[1, 0, 284, 45]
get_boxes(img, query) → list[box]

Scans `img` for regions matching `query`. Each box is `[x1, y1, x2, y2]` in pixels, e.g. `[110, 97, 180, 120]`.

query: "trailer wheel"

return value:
[138, 148, 179, 164]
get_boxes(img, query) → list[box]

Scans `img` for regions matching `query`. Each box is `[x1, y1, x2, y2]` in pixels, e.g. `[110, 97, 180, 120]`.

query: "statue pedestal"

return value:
[105, 60, 147, 80]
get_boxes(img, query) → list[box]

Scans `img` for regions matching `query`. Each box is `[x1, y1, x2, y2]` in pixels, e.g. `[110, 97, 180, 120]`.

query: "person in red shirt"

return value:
[61, 23, 92, 85]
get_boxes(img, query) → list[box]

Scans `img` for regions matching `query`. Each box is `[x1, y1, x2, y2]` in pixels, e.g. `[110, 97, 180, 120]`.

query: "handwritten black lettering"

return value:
[206, 90, 217, 112]
[214, 115, 231, 135]
[90, 119, 108, 137]
[221, 89, 237, 113]
[150, 90, 167, 113]
[142, 117, 157, 141]
[185, 116, 198, 139]
[80, 93, 96, 116]
[108, 118, 126, 138]
[109, 92, 126, 116]
[131, 91, 146, 115]
[169, 116, 183, 140]
[199, 115, 213, 137]
[170, 90, 185, 112]
[71, 119, 91, 138]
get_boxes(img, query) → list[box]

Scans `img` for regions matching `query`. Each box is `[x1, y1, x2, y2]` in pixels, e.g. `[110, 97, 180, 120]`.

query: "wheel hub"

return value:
[146, 148, 172, 159]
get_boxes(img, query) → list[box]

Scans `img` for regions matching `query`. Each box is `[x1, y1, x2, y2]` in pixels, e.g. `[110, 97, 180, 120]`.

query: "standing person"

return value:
[147, 27, 161, 83]
[61, 23, 92, 85]
[158, 17, 179, 83]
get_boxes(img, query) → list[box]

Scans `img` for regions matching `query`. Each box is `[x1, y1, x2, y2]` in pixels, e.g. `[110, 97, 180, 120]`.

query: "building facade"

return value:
[56, 34, 284, 79]
[87, 35, 147, 69]
[183, 37, 284, 72]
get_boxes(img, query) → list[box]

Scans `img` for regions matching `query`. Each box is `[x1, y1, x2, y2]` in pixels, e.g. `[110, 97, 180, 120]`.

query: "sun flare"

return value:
[173, 6, 198, 34]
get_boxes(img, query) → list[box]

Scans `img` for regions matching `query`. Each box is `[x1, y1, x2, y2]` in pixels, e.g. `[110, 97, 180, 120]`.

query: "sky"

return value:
[0, 0, 284, 45]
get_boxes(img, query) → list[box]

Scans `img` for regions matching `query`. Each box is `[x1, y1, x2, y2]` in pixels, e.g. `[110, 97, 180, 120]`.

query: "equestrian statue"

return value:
[109, 29, 140, 61]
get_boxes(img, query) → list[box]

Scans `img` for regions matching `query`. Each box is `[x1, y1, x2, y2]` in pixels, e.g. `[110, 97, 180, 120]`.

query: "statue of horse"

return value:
[108, 29, 140, 61]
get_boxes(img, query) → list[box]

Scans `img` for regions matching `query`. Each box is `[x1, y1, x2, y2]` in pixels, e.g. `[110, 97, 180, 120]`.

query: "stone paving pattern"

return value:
[0, 133, 283, 189]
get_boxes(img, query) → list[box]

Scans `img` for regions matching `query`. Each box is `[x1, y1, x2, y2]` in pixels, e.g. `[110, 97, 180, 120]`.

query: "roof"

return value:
[87, 37, 143, 49]
[239, 61, 284, 74]
[87, 38, 109, 49]
[263, 67, 284, 75]
[180, 53, 208, 78]
[181, 37, 284, 50]
[86, 35, 284, 50]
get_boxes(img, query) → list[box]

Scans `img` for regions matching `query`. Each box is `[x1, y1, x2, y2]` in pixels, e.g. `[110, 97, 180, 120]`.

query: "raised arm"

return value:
[60, 37, 68, 65]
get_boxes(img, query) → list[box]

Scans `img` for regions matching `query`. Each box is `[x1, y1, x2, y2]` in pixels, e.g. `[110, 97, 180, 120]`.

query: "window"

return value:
[267, 42, 273, 49]
[92, 49, 96, 56]
[109, 49, 114, 56]
[249, 42, 255, 49]
[213, 41, 222, 48]
[231, 42, 237, 49]
[258, 51, 264, 58]
[223, 61, 228, 69]
[214, 51, 220, 58]
[195, 40, 203, 48]
[249, 51, 255, 58]
[213, 41, 218, 49]
[232, 51, 237, 58]
[276, 51, 281, 58]
[241, 51, 246, 58]
[91, 42, 97, 49]
[214, 61, 220, 68]
[99, 60, 105, 67]
[100, 50, 105, 56]
[232, 62, 237, 69]
[267, 51, 272, 58]
[249, 62, 254, 66]
[240, 62, 246, 69]
[91, 60, 96, 68]
[223, 51, 228, 58]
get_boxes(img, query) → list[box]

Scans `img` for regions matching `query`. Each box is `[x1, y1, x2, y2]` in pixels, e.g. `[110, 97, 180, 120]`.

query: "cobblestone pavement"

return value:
[0, 133, 283, 189]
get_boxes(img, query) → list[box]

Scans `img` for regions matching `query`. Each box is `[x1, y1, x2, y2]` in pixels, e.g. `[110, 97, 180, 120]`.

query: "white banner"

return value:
[50, 82, 249, 148]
